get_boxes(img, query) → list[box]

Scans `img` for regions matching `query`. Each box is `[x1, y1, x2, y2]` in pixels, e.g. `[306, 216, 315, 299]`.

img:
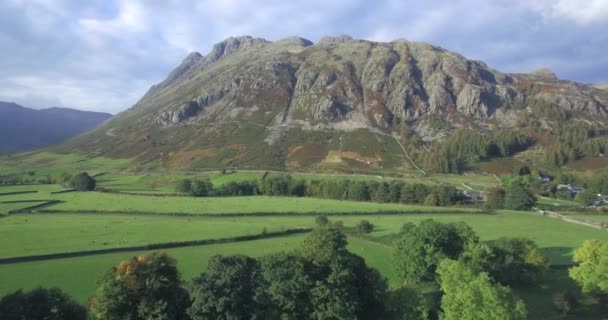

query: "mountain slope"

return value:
[56, 35, 608, 172]
[0, 102, 111, 154]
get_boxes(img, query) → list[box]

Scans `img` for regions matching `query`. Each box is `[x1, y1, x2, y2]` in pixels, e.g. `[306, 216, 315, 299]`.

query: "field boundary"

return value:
[32, 208, 484, 217]
[0, 190, 37, 196]
[0, 228, 311, 265]
[9, 200, 62, 213]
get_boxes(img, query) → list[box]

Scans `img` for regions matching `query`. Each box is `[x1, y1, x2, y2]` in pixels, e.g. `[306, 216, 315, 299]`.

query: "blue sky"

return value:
[1, 0, 607, 114]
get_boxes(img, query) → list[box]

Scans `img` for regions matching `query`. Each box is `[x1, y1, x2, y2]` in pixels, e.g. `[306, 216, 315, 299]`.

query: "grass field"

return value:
[0, 185, 477, 215]
[0, 201, 48, 214]
[0, 235, 308, 301]
[3, 211, 606, 262]
[1, 179, 606, 319]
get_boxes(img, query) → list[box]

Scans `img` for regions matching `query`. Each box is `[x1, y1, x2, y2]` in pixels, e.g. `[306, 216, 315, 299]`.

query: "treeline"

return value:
[176, 175, 464, 206]
[422, 129, 533, 173]
[0, 171, 96, 191]
[525, 100, 608, 167]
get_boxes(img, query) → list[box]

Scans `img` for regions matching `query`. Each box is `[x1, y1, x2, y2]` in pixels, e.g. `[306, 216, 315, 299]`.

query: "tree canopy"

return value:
[0, 287, 87, 320]
[437, 259, 527, 320]
[569, 240, 608, 296]
[70, 172, 96, 191]
[392, 219, 478, 284]
[90, 252, 190, 320]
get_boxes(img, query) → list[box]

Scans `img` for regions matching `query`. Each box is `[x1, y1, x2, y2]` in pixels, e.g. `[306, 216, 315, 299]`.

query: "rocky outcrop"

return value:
[82, 34, 608, 162]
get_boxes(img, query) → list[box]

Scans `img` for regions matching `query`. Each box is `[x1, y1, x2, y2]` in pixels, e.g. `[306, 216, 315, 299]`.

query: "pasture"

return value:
[1, 183, 606, 319]
[0, 185, 478, 215]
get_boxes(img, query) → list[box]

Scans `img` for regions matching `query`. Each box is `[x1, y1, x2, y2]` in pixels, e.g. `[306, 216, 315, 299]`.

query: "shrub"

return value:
[70, 172, 96, 191]
[357, 220, 374, 234]
[315, 215, 329, 226]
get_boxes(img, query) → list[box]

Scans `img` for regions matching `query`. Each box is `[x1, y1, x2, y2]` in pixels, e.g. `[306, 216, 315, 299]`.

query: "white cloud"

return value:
[0, 0, 607, 113]
[520, 0, 608, 24]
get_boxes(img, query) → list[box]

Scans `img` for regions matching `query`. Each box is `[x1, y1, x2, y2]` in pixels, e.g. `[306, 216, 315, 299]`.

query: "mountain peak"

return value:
[317, 34, 354, 46]
[275, 36, 313, 47]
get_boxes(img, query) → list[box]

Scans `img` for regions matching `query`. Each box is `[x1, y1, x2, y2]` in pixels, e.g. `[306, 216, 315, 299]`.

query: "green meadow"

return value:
[1, 182, 607, 319]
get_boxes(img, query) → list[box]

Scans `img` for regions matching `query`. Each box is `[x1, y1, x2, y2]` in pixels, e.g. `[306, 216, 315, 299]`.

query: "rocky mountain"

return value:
[0, 102, 111, 154]
[59, 35, 608, 172]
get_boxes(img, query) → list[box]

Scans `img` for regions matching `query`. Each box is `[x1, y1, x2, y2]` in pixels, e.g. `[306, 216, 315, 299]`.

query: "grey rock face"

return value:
[114, 35, 608, 140]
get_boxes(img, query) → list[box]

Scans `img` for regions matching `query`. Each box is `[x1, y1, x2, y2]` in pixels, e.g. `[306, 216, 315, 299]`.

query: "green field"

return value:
[0, 235, 308, 301]
[1, 181, 606, 319]
[2, 211, 605, 263]
[0, 201, 47, 214]
[0, 185, 476, 215]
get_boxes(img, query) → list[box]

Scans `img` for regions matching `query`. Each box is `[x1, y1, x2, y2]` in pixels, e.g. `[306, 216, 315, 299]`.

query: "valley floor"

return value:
[1, 182, 607, 319]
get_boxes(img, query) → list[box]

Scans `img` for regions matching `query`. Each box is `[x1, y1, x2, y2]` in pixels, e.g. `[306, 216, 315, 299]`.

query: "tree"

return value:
[384, 287, 429, 320]
[175, 179, 192, 194]
[484, 186, 506, 209]
[190, 179, 213, 197]
[569, 240, 608, 296]
[392, 220, 478, 285]
[504, 181, 536, 210]
[70, 172, 96, 191]
[347, 181, 369, 201]
[188, 255, 269, 320]
[437, 259, 527, 320]
[297, 226, 387, 319]
[90, 252, 189, 320]
[358, 220, 374, 234]
[260, 253, 314, 319]
[0, 287, 87, 320]
[460, 238, 548, 286]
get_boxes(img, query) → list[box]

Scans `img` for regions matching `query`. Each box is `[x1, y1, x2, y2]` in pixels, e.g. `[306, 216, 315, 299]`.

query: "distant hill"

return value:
[0, 102, 111, 154]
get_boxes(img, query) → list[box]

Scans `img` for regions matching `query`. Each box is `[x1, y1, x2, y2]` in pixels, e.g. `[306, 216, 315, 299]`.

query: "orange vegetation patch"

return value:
[569, 157, 608, 171]
[323, 150, 381, 166]
[287, 144, 326, 169]
[226, 144, 247, 152]
[164, 148, 217, 168]
[473, 158, 522, 175]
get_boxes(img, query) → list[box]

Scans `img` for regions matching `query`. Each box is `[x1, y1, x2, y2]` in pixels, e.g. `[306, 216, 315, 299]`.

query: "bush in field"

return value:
[175, 179, 192, 194]
[90, 252, 190, 320]
[70, 172, 96, 191]
[315, 215, 329, 226]
[358, 219, 374, 234]
[0, 287, 87, 320]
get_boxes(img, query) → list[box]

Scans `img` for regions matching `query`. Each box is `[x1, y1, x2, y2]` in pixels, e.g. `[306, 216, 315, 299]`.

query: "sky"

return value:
[1, 0, 607, 114]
